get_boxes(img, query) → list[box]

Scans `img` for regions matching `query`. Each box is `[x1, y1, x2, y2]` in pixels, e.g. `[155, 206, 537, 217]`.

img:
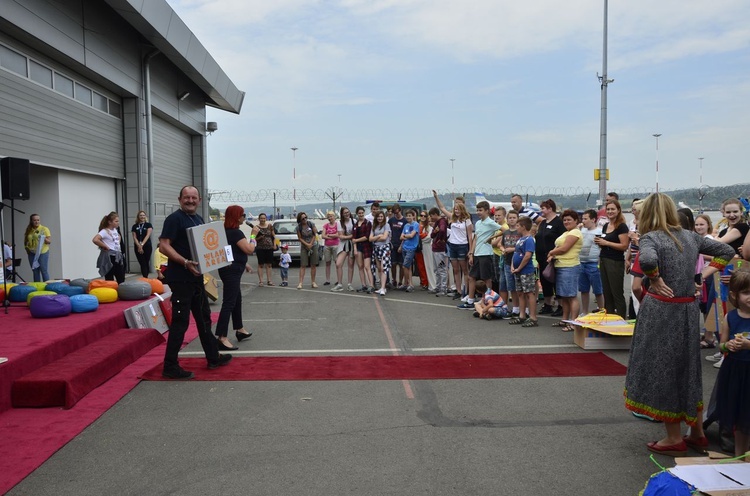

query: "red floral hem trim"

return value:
[624, 390, 702, 427]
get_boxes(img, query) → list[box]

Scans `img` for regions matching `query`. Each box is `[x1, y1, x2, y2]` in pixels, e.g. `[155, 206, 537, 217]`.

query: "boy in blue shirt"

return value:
[399, 209, 420, 292]
[509, 216, 538, 327]
[457, 201, 502, 309]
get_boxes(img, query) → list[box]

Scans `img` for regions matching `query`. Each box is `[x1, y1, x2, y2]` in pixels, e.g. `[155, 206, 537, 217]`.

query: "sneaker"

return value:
[357, 285, 367, 292]
[397, 285, 407, 290]
[323, 281, 331, 286]
[378, 288, 386, 296]
[348, 284, 355, 291]
[511, 312, 520, 318]
[421, 285, 428, 290]
[539, 304, 554, 315]
[311, 282, 318, 288]
[484, 313, 495, 321]
[162, 367, 195, 380]
[207, 354, 232, 370]
[473, 311, 481, 318]
[706, 352, 723, 362]
[331, 283, 344, 292]
[714, 356, 724, 369]
[551, 306, 563, 317]
[366, 286, 374, 294]
[457, 302, 474, 310]
[281, 281, 288, 287]
[461, 295, 469, 303]
[405, 286, 414, 293]
[297, 283, 303, 289]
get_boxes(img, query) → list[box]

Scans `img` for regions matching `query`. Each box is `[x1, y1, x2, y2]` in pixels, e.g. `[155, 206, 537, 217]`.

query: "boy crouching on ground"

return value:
[473, 280, 510, 321]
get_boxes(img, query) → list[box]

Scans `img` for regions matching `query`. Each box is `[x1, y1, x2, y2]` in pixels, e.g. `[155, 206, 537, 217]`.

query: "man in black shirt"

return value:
[159, 186, 231, 379]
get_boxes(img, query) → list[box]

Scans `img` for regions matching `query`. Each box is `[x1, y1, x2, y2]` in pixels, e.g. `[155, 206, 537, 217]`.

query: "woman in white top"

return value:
[332, 207, 355, 292]
[92, 211, 125, 282]
[448, 203, 473, 298]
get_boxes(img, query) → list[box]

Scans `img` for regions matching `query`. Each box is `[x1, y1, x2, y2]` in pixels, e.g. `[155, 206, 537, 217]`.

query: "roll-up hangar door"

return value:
[152, 115, 193, 235]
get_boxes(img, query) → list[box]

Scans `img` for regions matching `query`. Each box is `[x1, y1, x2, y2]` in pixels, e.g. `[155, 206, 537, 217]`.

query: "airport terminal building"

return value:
[1, 0, 243, 280]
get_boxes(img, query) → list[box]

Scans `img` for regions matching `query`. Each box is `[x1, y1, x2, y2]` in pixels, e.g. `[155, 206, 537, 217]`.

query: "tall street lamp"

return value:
[291, 147, 298, 212]
[652, 134, 661, 193]
[597, 0, 614, 207]
[450, 158, 455, 197]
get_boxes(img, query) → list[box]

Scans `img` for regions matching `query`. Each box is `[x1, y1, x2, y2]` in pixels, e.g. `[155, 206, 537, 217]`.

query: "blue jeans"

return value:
[28, 251, 50, 282]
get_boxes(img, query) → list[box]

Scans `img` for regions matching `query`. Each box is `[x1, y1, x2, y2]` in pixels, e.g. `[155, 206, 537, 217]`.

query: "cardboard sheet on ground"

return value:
[669, 463, 750, 494]
[564, 313, 635, 336]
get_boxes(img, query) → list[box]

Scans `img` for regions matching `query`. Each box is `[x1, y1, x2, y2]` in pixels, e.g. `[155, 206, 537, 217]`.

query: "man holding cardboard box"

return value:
[158, 186, 231, 379]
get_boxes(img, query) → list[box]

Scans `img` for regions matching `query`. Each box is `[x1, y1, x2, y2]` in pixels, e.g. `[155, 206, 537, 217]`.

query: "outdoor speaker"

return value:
[1, 157, 31, 200]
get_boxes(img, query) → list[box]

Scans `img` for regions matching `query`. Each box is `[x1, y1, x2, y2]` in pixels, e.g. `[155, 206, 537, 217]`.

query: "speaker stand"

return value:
[1, 200, 25, 314]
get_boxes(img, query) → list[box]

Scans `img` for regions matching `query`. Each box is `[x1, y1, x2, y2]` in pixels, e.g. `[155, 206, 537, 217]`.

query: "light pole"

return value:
[652, 134, 661, 193]
[291, 147, 298, 212]
[597, 0, 614, 207]
[698, 157, 706, 213]
[450, 158, 455, 197]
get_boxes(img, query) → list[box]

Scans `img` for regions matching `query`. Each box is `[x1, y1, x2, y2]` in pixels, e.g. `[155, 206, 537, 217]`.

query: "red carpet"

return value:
[12, 329, 165, 408]
[141, 352, 626, 381]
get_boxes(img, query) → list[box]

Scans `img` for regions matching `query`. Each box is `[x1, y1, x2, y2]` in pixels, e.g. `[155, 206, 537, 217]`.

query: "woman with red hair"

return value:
[215, 205, 259, 350]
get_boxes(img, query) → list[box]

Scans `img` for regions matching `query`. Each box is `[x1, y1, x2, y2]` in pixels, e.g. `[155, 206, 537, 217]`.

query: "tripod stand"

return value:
[1, 200, 26, 314]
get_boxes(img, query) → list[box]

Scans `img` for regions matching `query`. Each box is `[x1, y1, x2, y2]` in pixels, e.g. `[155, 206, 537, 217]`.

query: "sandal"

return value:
[700, 338, 716, 349]
[551, 321, 566, 327]
[521, 319, 539, 328]
[267, 281, 275, 286]
[508, 317, 525, 325]
[561, 324, 575, 332]
[258, 281, 264, 287]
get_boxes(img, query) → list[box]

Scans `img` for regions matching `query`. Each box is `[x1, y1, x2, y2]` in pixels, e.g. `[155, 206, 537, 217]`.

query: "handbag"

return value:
[542, 260, 556, 283]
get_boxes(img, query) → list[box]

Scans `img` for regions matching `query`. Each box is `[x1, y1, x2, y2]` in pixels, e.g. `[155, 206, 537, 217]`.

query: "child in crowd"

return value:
[321, 211, 339, 286]
[457, 201, 502, 309]
[388, 204, 406, 288]
[491, 207, 508, 292]
[399, 209, 420, 292]
[429, 207, 449, 296]
[473, 280, 510, 321]
[509, 216, 538, 327]
[715, 269, 750, 459]
[499, 210, 521, 317]
[279, 244, 292, 287]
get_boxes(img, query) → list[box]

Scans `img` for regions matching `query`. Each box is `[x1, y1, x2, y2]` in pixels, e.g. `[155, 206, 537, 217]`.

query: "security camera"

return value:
[206, 122, 218, 133]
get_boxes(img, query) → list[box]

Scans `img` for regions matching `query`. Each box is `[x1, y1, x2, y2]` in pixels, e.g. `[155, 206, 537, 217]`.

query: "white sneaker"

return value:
[347, 284, 355, 291]
[706, 352, 723, 362]
[378, 288, 386, 296]
[714, 356, 724, 368]
[331, 283, 344, 292]
[461, 295, 469, 302]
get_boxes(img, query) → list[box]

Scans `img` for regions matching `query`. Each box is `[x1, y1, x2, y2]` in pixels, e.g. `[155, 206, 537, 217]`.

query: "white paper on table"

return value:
[669, 465, 746, 491]
[224, 245, 234, 262]
[717, 464, 750, 486]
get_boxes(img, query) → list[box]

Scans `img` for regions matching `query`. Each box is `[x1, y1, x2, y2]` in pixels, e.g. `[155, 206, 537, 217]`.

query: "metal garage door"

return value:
[151, 115, 193, 234]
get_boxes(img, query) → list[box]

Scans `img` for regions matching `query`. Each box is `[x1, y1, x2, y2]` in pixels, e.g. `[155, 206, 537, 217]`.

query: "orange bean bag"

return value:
[88, 280, 119, 293]
[139, 277, 165, 295]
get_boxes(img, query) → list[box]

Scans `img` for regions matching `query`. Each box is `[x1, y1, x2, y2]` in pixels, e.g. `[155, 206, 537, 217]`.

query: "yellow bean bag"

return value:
[27, 282, 48, 291]
[139, 277, 165, 295]
[88, 280, 119, 293]
[89, 287, 118, 303]
[27, 290, 57, 305]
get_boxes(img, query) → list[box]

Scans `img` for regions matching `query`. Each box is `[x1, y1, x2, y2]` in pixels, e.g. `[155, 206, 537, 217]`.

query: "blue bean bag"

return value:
[70, 294, 99, 313]
[57, 285, 85, 297]
[9, 285, 37, 302]
[45, 282, 70, 293]
[29, 294, 72, 318]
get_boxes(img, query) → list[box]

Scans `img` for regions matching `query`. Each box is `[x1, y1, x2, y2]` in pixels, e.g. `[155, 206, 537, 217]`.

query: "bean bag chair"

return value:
[88, 280, 118, 293]
[30, 294, 72, 318]
[45, 282, 70, 293]
[57, 285, 85, 297]
[27, 282, 47, 291]
[117, 280, 152, 301]
[139, 277, 165, 295]
[2, 282, 17, 291]
[89, 287, 118, 303]
[9, 285, 37, 302]
[0, 288, 4, 302]
[27, 290, 57, 305]
[70, 294, 99, 313]
[69, 278, 92, 290]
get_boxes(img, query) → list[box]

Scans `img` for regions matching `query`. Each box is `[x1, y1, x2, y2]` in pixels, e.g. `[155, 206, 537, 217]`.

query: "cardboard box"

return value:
[573, 325, 633, 350]
[186, 221, 231, 274]
[123, 293, 171, 334]
[204, 273, 219, 301]
[671, 454, 750, 495]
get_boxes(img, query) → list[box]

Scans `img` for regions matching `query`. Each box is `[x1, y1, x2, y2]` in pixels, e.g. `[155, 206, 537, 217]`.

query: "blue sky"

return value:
[170, 0, 749, 198]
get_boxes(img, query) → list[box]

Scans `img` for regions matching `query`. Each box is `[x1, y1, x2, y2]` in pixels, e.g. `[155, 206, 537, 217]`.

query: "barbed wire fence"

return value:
[207, 186, 661, 204]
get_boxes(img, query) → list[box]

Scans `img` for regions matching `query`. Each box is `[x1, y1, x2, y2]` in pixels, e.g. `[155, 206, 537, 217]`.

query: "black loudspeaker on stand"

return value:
[1, 157, 30, 313]
[1, 157, 31, 200]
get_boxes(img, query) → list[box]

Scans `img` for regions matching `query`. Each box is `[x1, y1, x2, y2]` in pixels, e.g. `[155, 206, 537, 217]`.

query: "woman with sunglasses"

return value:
[296, 212, 319, 289]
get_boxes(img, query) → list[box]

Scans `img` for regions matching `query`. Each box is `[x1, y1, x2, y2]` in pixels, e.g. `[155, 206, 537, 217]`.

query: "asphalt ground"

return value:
[9, 267, 726, 496]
